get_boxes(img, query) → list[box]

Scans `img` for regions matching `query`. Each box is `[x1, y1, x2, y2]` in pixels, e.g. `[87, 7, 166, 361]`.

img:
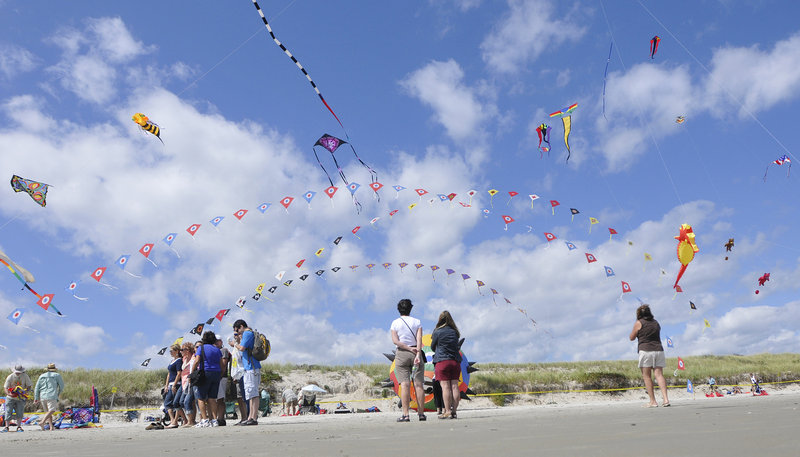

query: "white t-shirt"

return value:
[391, 316, 422, 347]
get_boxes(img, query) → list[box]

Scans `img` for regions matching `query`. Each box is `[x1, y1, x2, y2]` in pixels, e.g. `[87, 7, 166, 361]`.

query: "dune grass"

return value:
[4, 353, 797, 408]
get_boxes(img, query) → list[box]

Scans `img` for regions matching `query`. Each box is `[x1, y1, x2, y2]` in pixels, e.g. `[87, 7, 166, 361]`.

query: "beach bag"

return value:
[189, 345, 206, 387]
[250, 329, 271, 361]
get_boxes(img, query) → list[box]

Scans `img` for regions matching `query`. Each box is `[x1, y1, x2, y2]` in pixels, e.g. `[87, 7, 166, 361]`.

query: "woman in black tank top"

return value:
[629, 304, 670, 407]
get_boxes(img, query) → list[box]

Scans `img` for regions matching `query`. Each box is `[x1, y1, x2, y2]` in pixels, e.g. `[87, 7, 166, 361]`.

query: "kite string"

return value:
[175, 0, 298, 98]
[0, 213, 20, 231]
[636, 0, 796, 164]
[599, 0, 687, 220]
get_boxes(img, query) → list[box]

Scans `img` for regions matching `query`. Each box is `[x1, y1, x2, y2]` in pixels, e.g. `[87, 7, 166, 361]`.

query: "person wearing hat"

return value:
[34, 363, 64, 431]
[3, 365, 32, 432]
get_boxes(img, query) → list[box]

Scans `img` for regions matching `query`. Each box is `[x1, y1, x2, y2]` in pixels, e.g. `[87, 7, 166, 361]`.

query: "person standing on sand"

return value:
[431, 310, 462, 419]
[390, 298, 427, 422]
[215, 334, 231, 426]
[179, 342, 197, 427]
[229, 334, 248, 421]
[629, 304, 670, 407]
[162, 345, 183, 428]
[233, 319, 261, 426]
[191, 331, 223, 427]
[33, 363, 64, 431]
[3, 365, 32, 432]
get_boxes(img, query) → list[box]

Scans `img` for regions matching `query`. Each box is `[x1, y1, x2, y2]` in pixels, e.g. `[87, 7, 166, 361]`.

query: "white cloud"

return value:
[480, 0, 586, 74]
[2, 95, 56, 132]
[87, 17, 152, 63]
[0, 43, 38, 79]
[703, 32, 800, 118]
[401, 59, 494, 147]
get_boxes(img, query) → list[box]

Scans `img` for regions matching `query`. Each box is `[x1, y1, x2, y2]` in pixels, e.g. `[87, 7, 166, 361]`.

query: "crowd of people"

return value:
[3, 363, 64, 432]
[161, 319, 262, 428]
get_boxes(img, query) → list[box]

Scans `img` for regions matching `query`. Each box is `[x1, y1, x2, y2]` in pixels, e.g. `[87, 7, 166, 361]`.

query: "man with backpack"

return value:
[233, 319, 262, 426]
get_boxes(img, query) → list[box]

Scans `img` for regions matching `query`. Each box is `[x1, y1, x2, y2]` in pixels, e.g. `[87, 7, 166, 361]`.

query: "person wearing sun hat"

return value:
[4, 365, 32, 432]
[34, 363, 65, 431]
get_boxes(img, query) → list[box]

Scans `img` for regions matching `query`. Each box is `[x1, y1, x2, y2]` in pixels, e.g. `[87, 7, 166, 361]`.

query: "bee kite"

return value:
[132, 113, 163, 143]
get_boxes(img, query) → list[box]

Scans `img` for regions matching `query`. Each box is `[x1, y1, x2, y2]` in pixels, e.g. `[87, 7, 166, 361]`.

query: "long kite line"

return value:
[0, 258, 62, 316]
[251, 0, 343, 129]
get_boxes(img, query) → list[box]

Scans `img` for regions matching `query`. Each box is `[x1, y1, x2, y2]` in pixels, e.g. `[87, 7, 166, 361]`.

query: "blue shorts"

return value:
[192, 371, 222, 400]
[180, 387, 194, 413]
[164, 387, 178, 411]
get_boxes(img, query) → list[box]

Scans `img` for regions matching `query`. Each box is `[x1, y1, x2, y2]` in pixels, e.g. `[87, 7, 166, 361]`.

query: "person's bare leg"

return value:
[400, 381, 411, 417]
[413, 380, 426, 417]
[248, 397, 259, 421]
[641, 367, 657, 406]
[654, 367, 670, 405]
[450, 382, 461, 413]
[440, 380, 453, 416]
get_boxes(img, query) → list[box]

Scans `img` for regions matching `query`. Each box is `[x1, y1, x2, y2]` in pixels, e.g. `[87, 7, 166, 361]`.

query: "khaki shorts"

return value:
[41, 399, 58, 412]
[394, 348, 425, 384]
[638, 350, 666, 368]
[217, 377, 228, 400]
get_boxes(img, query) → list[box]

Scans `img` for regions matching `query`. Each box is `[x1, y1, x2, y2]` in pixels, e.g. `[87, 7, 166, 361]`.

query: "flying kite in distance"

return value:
[763, 155, 791, 181]
[313, 133, 377, 189]
[132, 113, 163, 143]
[675, 115, 685, 124]
[650, 36, 661, 59]
[548, 103, 577, 162]
[755, 272, 770, 294]
[535, 123, 551, 157]
[11, 175, 51, 207]
[673, 224, 699, 290]
[724, 238, 734, 260]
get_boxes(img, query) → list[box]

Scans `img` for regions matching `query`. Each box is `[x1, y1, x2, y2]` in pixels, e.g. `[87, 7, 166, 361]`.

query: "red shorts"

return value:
[434, 359, 461, 382]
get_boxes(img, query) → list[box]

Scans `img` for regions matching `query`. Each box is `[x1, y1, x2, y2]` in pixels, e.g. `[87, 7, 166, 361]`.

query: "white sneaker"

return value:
[210, 419, 218, 427]
[195, 419, 209, 428]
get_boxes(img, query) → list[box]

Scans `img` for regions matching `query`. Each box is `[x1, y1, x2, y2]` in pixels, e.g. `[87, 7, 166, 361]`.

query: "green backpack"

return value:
[250, 329, 271, 361]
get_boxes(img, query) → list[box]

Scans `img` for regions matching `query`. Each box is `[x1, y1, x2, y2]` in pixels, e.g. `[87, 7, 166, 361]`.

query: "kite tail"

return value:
[602, 41, 613, 120]
[71, 293, 89, 301]
[763, 166, 769, 182]
[673, 265, 688, 289]
[347, 143, 378, 185]
[169, 247, 181, 259]
[146, 258, 158, 268]
[788, 162, 792, 178]
[330, 153, 348, 187]
[123, 270, 143, 278]
[313, 147, 336, 188]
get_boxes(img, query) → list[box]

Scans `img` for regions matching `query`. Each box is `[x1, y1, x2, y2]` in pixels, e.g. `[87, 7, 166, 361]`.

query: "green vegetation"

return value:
[4, 354, 797, 408]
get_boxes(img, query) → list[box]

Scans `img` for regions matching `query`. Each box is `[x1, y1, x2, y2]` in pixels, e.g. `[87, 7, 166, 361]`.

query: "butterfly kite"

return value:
[548, 103, 577, 162]
[11, 175, 50, 207]
[131, 113, 163, 143]
[673, 224, 699, 290]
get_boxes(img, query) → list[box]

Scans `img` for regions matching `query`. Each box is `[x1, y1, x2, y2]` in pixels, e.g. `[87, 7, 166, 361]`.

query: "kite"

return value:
[205, 317, 215, 325]
[529, 194, 539, 209]
[672, 284, 683, 300]
[675, 116, 685, 124]
[233, 209, 248, 221]
[763, 155, 791, 181]
[461, 273, 471, 289]
[548, 104, 576, 162]
[507, 191, 518, 205]
[570, 208, 579, 221]
[488, 189, 498, 207]
[10, 175, 50, 207]
[141, 359, 151, 367]
[139, 243, 157, 267]
[257, 202, 272, 213]
[398, 262, 408, 272]
[210, 216, 225, 229]
[608, 228, 617, 240]
[65, 280, 88, 301]
[677, 357, 685, 370]
[382, 262, 392, 270]
[467, 189, 477, 205]
[501, 215, 514, 231]
[475, 280, 485, 295]
[621, 281, 632, 294]
[543, 232, 557, 242]
[158, 347, 168, 355]
[430, 265, 439, 281]
[333, 236, 343, 246]
[132, 113, 163, 143]
[585, 253, 597, 263]
[351, 225, 361, 239]
[186, 224, 201, 238]
[365, 264, 375, 273]
[755, 272, 770, 294]
[650, 36, 661, 59]
[163, 232, 180, 258]
[689, 301, 697, 310]
[565, 241, 577, 251]
[280, 196, 294, 212]
[392, 185, 406, 199]
[7, 308, 23, 325]
[312, 134, 377, 194]
[369, 182, 383, 200]
[90, 266, 116, 290]
[550, 200, 560, 215]
[604, 266, 615, 277]
[535, 123, 551, 157]
[724, 238, 734, 260]
[602, 41, 613, 119]
[666, 336, 674, 348]
[673, 224, 699, 290]
[115, 255, 141, 278]
[190, 323, 205, 335]
[643, 253, 653, 271]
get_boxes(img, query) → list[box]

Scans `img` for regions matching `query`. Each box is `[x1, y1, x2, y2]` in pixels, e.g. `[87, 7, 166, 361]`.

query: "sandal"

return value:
[16, 427, 24, 432]
[396, 415, 410, 422]
[418, 413, 427, 421]
[451, 412, 457, 419]
[437, 413, 450, 420]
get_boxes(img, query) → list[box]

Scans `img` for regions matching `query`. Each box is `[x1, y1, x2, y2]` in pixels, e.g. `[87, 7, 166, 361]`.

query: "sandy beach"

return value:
[3, 385, 799, 457]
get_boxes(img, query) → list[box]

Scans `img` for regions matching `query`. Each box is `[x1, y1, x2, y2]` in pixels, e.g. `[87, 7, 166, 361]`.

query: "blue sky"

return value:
[1, 0, 799, 371]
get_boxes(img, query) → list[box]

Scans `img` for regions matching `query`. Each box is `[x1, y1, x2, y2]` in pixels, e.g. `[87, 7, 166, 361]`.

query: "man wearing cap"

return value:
[34, 363, 65, 431]
[3, 365, 32, 432]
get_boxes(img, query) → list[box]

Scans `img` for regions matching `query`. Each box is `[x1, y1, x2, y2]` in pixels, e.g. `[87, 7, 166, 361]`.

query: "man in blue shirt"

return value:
[233, 319, 261, 425]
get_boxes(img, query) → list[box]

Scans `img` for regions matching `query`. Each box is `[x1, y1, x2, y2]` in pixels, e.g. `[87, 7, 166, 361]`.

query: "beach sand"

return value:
[3, 384, 799, 456]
